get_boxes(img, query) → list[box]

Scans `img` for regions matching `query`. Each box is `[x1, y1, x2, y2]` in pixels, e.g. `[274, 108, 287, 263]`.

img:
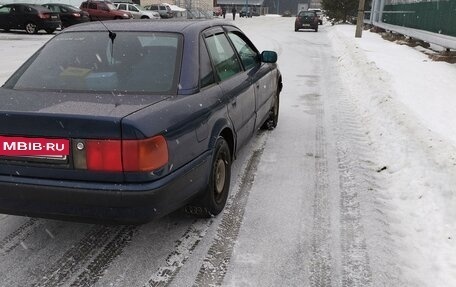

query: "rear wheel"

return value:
[186, 137, 231, 217]
[25, 22, 37, 34]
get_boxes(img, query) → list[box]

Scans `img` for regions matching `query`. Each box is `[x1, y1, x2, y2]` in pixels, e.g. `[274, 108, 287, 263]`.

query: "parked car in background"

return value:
[295, 10, 319, 32]
[144, 4, 173, 18]
[114, 3, 160, 19]
[239, 7, 251, 18]
[80, 0, 132, 20]
[42, 3, 90, 28]
[282, 10, 292, 17]
[0, 20, 281, 223]
[0, 3, 61, 34]
[308, 8, 323, 24]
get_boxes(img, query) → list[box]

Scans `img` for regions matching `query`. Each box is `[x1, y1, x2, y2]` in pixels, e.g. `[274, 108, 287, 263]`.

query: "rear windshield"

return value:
[4, 32, 183, 94]
[299, 11, 315, 17]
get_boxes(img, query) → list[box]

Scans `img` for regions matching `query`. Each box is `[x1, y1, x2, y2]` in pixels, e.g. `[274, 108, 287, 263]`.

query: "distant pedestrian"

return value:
[232, 7, 236, 20]
[222, 7, 226, 18]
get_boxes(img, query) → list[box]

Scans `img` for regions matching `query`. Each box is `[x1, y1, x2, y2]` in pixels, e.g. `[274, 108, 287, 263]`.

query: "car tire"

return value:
[25, 22, 38, 34]
[45, 29, 55, 34]
[187, 137, 231, 218]
[261, 91, 279, 130]
[315, 27, 318, 32]
[294, 27, 298, 32]
[141, 16, 149, 19]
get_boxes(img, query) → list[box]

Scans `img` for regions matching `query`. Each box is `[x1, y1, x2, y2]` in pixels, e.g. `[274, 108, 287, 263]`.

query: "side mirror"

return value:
[261, 51, 277, 63]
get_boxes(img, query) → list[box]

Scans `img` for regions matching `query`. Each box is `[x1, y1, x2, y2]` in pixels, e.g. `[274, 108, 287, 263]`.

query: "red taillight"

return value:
[86, 140, 122, 171]
[38, 13, 51, 19]
[72, 13, 81, 17]
[122, 136, 168, 172]
[84, 136, 168, 172]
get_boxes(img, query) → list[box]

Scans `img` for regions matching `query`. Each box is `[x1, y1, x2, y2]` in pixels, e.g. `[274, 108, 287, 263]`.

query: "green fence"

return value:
[383, 0, 456, 37]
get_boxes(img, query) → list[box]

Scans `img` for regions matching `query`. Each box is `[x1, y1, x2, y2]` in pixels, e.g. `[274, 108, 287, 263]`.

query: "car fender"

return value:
[208, 117, 236, 159]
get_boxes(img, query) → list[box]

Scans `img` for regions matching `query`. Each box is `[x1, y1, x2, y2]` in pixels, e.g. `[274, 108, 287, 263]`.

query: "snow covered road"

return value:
[0, 15, 455, 287]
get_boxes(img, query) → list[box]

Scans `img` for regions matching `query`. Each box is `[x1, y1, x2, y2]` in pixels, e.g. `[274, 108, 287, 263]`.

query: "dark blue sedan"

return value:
[0, 20, 282, 223]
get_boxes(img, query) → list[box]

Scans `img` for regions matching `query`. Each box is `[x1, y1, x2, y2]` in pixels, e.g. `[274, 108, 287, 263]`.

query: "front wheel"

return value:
[25, 22, 37, 34]
[261, 91, 279, 130]
[45, 29, 55, 34]
[187, 137, 231, 217]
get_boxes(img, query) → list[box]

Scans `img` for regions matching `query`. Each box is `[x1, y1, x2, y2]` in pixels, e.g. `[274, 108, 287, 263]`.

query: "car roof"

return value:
[6, 3, 52, 11]
[63, 19, 234, 35]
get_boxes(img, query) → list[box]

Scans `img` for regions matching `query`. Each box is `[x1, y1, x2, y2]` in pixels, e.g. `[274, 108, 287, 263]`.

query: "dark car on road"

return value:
[295, 10, 319, 32]
[42, 3, 90, 28]
[239, 7, 251, 18]
[0, 20, 282, 223]
[80, 0, 132, 20]
[0, 3, 61, 34]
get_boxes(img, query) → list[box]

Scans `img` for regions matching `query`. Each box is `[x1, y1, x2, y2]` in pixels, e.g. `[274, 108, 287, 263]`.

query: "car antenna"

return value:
[96, 16, 116, 62]
[97, 17, 116, 43]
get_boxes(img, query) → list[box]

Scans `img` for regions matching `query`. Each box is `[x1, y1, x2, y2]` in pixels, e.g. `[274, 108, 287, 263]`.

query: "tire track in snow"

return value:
[69, 225, 137, 287]
[32, 225, 123, 287]
[144, 219, 213, 287]
[308, 93, 333, 287]
[334, 96, 373, 286]
[193, 134, 267, 286]
[0, 218, 41, 255]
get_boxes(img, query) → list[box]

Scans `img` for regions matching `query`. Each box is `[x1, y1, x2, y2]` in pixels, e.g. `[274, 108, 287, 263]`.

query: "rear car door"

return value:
[203, 27, 256, 148]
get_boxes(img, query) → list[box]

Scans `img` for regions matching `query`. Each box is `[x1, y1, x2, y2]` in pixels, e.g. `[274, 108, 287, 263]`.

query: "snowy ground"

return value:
[0, 16, 455, 286]
[234, 17, 456, 286]
[329, 24, 456, 286]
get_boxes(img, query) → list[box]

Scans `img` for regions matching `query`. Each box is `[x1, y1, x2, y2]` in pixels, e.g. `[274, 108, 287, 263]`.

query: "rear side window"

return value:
[117, 3, 127, 10]
[5, 32, 183, 94]
[204, 33, 242, 82]
[199, 39, 215, 88]
[88, 3, 97, 9]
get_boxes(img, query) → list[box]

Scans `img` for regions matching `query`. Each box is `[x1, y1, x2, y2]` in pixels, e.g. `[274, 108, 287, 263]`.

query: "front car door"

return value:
[203, 27, 256, 149]
[225, 27, 276, 130]
[0, 5, 13, 30]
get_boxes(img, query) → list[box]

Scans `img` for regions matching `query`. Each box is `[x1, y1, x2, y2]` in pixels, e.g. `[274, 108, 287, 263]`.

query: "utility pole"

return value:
[355, 0, 366, 37]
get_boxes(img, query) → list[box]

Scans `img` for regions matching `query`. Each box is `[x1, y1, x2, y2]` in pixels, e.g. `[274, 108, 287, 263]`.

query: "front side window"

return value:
[204, 33, 242, 82]
[227, 32, 259, 70]
[4, 32, 183, 94]
[130, 5, 139, 12]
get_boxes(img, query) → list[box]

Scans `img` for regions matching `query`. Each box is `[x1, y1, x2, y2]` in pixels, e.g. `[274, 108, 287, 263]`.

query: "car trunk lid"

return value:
[0, 88, 169, 182]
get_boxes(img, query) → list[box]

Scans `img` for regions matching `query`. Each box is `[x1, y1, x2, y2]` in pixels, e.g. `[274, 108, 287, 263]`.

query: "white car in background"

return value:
[308, 8, 323, 25]
[114, 3, 160, 19]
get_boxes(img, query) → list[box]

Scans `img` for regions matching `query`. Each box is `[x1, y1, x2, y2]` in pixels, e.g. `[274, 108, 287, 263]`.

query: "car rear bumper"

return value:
[0, 151, 211, 224]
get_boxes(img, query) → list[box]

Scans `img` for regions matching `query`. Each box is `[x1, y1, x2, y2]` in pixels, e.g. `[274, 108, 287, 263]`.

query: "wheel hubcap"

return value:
[26, 24, 35, 33]
[215, 159, 226, 194]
